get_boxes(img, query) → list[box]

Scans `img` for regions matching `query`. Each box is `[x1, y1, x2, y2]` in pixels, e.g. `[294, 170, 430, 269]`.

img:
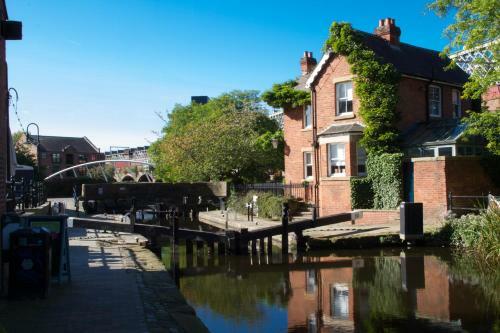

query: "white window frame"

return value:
[303, 105, 312, 129]
[328, 143, 346, 176]
[356, 143, 367, 176]
[428, 85, 442, 118]
[452, 89, 462, 118]
[420, 145, 456, 157]
[304, 152, 313, 179]
[336, 81, 353, 116]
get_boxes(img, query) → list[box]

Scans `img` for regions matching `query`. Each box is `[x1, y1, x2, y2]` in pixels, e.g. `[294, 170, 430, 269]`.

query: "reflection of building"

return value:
[269, 109, 284, 129]
[286, 254, 482, 332]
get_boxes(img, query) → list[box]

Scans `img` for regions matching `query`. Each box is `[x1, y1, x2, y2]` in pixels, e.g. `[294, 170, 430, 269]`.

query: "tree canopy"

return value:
[261, 80, 310, 109]
[428, 0, 499, 99]
[429, 0, 500, 155]
[149, 91, 283, 183]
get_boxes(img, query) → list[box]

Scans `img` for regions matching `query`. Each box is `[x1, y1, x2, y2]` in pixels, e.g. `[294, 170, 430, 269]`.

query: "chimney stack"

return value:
[300, 51, 317, 75]
[374, 18, 401, 45]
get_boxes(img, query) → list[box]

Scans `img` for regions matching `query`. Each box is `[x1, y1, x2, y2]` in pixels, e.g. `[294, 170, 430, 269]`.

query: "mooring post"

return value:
[295, 230, 306, 252]
[130, 198, 136, 227]
[312, 205, 317, 223]
[281, 203, 289, 256]
[207, 240, 215, 254]
[251, 239, 257, 255]
[185, 239, 193, 254]
[217, 241, 226, 255]
[172, 210, 179, 246]
[182, 196, 188, 223]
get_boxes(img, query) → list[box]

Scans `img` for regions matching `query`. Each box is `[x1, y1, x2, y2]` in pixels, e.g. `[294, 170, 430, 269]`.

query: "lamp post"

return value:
[26, 123, 40, 145]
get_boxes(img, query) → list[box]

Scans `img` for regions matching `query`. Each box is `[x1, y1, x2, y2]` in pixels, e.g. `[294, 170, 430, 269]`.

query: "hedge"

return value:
[366, 153, 404, 209]
[227, 190, 306, 220]
[350, 177, 374, 209]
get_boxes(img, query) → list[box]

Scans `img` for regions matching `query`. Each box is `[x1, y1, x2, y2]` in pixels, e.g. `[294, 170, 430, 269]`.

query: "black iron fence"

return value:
[5, 178, 47, 212]
[447, 192, 498, 214]
[233, 182, 314, 203]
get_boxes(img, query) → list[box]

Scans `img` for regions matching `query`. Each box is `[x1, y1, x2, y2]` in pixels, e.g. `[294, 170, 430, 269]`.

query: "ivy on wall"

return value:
[350, 177, 374, 209]
[324, 22, 401, 155]
[366, 153, 404, 209]
[261, 80, 310, 109]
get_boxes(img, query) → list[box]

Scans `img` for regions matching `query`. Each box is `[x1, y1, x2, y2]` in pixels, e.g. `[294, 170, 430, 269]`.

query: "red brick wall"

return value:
[355, 209, 399, 225]
[0, 3, 8, 215]
[413, 156, 499, 224]
[283, 105, 313, 183]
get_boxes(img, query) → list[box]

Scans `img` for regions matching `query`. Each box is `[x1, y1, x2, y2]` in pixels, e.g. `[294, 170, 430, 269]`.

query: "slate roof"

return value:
[318, 123, 364, 137]
[401, 119, 466, 147]
[359, 31, 469, 85]
[303, 30, 469, 90]
[37, 136, 100, 153]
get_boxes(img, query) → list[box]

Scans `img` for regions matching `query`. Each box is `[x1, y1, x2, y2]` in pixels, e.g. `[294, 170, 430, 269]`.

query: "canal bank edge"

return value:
[119, 240, 210, 333]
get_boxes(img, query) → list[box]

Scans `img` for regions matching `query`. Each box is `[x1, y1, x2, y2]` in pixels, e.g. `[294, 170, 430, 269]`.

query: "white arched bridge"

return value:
[44, 159, 155, 183]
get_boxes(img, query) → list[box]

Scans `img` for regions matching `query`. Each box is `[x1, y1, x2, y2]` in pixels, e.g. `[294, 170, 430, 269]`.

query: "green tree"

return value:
[150, 91, 283, 183]
[261, 80, 310, 108]
[429, 0, 500, 155]
[428, 0, 499, 99]
[12, 131, 36, 167]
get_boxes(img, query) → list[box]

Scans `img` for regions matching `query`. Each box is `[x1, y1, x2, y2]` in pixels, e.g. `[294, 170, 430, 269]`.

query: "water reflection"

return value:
[162, 247, 499, 333]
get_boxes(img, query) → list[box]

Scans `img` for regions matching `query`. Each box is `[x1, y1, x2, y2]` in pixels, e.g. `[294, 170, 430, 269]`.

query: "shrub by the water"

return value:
[445, 207, 500, 263]
[227, 190, 306, 220]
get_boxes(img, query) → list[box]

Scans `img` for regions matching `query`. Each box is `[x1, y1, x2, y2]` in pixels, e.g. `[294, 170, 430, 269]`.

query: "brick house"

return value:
[283, 18, 494, 218]
[24, 135, 104, 179]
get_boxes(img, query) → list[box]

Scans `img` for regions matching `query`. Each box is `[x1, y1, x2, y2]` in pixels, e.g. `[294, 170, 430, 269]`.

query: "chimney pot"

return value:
[300, 50, 317, 75]
[375, 17, 401, 45]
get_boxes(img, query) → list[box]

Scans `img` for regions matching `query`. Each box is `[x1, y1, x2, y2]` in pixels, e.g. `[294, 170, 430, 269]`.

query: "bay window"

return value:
[356, 143, 367, 175]
[328, 143, 346, 176]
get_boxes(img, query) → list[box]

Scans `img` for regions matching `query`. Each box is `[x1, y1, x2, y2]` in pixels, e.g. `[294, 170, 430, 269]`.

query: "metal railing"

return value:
[233, 182, 314, 203]
[447, 192, 498, 213]
[5, 178, 47, 212]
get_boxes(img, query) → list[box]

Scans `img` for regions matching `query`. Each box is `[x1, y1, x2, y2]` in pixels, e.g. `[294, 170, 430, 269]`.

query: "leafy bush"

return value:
[446, 207, 500, 263]
[350, 177, 374, 209]
[227, 190, 306, 220]
[366, 153, 403, 209]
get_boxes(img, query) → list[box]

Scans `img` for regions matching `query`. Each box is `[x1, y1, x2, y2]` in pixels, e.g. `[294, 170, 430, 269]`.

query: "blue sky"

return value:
[7, 0, 453, 151]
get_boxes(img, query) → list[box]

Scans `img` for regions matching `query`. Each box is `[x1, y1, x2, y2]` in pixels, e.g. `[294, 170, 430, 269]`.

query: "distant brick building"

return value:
[24, 135, 104, 178]
[283, 18, 496, 220]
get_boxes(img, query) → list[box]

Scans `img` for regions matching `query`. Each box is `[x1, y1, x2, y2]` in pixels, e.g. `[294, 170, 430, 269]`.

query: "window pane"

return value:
[329, 144, 338, 159]
[304, 105, 312, 127]
[422, 148, 435, 157]
[346, 83, 353, 99]
[438, 147, 453, 156]
[346, 100, 353, 113]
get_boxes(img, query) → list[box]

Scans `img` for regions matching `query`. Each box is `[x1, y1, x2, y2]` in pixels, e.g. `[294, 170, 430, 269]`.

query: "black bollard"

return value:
[281, 203, 289, 256]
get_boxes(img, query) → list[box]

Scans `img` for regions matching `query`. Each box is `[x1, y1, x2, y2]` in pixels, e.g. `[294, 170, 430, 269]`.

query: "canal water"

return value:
[162, 244, 499, 333]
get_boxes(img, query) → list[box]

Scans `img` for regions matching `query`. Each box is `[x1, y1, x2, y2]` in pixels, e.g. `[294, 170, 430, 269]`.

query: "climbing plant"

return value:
[324, 22, 401, 155]
[261, 80, 310, 109]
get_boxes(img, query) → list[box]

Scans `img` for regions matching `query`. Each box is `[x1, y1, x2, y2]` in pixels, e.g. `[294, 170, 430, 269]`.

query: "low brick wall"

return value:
[412, 156, 499, 224]
[354, 209, 399, 225]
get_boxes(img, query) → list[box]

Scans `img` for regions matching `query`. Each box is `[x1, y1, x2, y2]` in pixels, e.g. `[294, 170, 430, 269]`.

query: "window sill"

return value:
[301, 127, 313, 132]
[335, 113, 355, 120]
[321, 176, 350, 181]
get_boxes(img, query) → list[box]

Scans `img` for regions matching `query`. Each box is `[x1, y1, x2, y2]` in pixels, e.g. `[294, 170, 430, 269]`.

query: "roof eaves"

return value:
[305, 52, 334, 89]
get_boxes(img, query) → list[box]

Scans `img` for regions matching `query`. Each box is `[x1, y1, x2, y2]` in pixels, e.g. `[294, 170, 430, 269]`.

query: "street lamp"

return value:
[26, 123, 40, 145]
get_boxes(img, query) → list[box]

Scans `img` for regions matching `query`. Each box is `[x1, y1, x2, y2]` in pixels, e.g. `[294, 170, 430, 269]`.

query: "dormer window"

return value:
[428, 85, 442, 118]
[336, 81, 353, 115]
[303, 105, 312, 128]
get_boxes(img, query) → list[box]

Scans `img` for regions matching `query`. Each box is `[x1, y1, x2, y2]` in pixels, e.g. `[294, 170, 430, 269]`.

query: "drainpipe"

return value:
[311, 87, 320, 215]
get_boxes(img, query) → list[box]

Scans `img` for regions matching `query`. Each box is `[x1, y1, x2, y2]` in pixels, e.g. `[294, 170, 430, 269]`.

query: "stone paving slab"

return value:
[0, 228, 209, 333]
